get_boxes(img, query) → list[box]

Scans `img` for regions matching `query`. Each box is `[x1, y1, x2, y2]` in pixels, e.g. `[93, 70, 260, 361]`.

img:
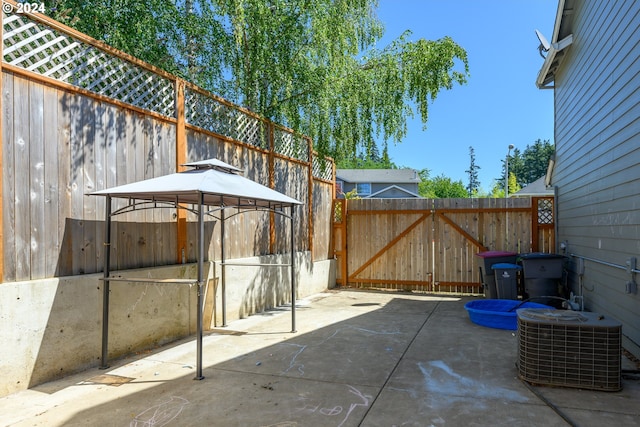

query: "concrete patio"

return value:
[2, 289, 639, 426]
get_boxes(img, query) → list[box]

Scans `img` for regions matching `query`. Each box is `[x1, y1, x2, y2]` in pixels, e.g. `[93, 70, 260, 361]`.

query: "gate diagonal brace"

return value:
[349, 212, 430, 281]
[436, 211, 488, 252]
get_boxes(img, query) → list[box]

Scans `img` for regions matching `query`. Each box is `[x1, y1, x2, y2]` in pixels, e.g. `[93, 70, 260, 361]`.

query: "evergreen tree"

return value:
[336, 142, 396, 169]
[500, 139, 554, 188]
[465, 146, 481, 196]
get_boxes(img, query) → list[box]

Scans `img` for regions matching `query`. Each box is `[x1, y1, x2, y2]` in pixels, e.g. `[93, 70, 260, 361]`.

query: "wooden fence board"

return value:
[14, 75, 30, 279]
[91, 102, 104, 273]
[43, 84, 59, 277]
[29, 80, 45, 278]
[2, 73, 14, 280]
[56, 86, 72, 276]
[82, 95, 97, 275]
[68, 94, 83, 275]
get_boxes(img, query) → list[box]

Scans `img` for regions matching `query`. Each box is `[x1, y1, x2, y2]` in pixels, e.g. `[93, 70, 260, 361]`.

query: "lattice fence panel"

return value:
[537, 198, 554, 224]
[185, 87, 268, 149]
[313, 155, 333, 181]
[2, 11, 175, 116]
[1, 8, 335, 176]
[273, 127, 309, 162]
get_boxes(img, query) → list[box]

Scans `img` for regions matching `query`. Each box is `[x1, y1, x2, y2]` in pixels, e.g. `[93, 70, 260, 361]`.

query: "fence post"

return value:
[307, 137, 314, 258]
[175, 78, 187, 263]
[268, 122, 276, 253]
[332, 199, 348, 286]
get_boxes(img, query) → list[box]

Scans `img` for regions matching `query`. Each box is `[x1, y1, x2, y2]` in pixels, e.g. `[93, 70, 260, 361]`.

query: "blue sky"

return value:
[375, 0, 558, 191]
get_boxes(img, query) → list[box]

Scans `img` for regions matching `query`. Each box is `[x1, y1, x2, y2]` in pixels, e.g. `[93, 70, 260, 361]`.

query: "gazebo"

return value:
[89, 159, 303, 379]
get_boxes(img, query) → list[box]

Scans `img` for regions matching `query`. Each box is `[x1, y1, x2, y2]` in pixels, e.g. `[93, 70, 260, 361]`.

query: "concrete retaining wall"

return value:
[0, 253, 335, 397]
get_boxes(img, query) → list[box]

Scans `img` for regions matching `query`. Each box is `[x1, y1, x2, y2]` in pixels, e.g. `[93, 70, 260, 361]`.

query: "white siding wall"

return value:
[553, 0, 640, 353]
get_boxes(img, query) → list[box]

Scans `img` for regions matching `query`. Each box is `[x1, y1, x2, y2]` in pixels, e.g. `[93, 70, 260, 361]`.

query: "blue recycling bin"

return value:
[491, 263, 522, 300]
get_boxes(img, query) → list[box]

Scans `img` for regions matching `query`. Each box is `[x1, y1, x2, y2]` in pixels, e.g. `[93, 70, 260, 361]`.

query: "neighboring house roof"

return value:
[336, 169, 420, 183]
[368, 185, 421, 199]
[510, 176, 554, 197]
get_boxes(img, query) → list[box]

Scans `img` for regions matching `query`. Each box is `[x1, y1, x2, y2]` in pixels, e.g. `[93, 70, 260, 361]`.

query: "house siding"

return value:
[552, 0, 640, 353]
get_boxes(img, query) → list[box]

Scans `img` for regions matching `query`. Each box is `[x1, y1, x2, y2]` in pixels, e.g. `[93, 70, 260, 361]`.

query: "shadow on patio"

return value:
[3, 290, 639, 426]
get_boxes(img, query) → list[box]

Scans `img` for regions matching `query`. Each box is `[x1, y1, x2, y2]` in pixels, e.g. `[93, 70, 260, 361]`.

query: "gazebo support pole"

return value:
[195, 193, 205, 380]
[221, 208, 227, 327]
[100, 196, 112, 369]
[291, 205, 297, 333]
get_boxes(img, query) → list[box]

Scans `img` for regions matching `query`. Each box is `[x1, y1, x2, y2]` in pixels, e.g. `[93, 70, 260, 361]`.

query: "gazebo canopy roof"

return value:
[89, 158, 302, 208]
[90, 158, 301, 377]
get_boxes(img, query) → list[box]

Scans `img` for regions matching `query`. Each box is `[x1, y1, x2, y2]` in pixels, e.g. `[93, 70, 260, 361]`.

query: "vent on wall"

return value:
[517, 309, 622, 391]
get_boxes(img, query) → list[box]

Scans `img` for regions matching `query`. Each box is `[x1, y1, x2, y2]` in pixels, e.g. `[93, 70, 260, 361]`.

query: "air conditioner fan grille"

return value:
[517, 309, 621, 391]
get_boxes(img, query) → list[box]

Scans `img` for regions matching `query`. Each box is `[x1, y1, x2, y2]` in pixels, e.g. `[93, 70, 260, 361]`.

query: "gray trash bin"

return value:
[476, 251, 518, 299]
[520, 253, 566, 301]
[491, 263, 521, 300]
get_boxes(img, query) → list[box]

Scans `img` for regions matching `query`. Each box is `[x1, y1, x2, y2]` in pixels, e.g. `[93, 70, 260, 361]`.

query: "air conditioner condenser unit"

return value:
[517, 309, 622, 391]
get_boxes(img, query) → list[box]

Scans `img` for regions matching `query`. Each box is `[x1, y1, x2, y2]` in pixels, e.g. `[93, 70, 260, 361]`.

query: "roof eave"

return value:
[536, 34, 574, 89]
[536, 0, 573, 89]
[536, 49, 558, 89]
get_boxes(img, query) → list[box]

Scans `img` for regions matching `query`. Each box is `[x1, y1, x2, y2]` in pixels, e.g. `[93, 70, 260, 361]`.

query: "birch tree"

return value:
[46, 0, 469, 163]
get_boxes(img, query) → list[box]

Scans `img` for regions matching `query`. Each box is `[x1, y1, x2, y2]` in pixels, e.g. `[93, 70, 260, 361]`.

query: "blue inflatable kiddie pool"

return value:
[464, 299, 554, 330]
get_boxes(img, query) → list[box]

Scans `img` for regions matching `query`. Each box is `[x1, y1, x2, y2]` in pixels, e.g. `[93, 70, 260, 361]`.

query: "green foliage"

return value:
[45, 0, 469, 167]
[489, 179, 505, 198]
[507, 172, 521, 196]
[419, 174, 467, 198]
[342, 189, 360, 200]
[417, 168, 431, 197]
[501, 139, 554, 189]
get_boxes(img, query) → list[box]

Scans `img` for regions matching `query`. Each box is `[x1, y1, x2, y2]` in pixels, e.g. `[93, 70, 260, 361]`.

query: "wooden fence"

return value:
[333, 197, 556, 294]
[0, 4, 334, 282]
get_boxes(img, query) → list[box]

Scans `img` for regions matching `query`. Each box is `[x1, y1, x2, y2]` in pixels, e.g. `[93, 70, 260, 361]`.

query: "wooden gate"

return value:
[332, 197, 555, 294]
